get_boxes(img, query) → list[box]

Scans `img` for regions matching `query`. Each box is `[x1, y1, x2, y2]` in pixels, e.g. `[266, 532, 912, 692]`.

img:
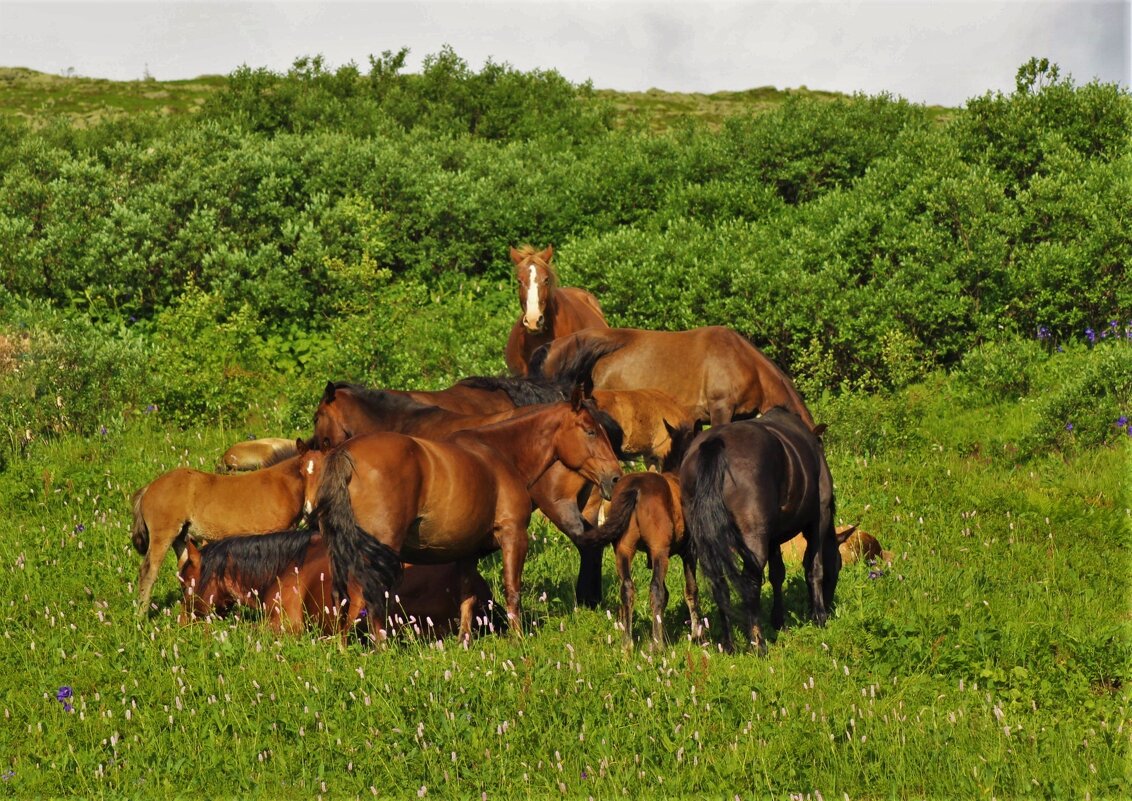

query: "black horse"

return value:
[680, 407, 840, 653]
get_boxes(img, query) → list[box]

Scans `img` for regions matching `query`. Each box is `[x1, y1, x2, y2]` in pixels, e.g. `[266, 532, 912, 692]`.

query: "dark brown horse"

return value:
[311, 379, 624, 608]
[504, 245, 608, 377]
[576, 421, 704, 647]
[308, 394, 622, 640]
[178, 530, 494, 639]
[130, 449, 319, 614]
[680, 408, 840, 653]
[532, 325, 816, 429]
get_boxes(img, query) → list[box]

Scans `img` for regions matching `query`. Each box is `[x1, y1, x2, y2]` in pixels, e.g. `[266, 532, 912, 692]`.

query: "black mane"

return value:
[197, 528, 317, 600]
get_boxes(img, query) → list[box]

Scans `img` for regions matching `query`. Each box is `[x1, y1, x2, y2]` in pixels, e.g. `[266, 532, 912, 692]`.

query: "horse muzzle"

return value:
[598, 473, 620, 501]
[522, 315, 546, 334]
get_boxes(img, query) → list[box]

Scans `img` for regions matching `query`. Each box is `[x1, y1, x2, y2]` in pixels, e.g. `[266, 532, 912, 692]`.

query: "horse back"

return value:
[553, 287, 608, 333]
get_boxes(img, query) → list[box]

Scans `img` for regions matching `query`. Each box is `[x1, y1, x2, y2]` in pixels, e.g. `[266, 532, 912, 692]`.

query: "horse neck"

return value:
[250, 458, 304, 514]
[464, 407, 566, 486]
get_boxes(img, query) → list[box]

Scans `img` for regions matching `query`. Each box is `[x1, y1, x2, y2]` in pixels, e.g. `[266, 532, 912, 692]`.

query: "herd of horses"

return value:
[130, 244, 890, 652]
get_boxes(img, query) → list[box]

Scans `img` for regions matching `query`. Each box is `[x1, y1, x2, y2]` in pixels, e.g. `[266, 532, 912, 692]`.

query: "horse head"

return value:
[312, 382, 354, 450]
[295, 445, 327, 526]
[511, 244, 556, 334]
[554, 386, 622, 500]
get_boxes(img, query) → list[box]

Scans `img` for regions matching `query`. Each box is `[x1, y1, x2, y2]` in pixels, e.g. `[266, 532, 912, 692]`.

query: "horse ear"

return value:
[570, 383, 586, 411]
[835, 524, 858, 545]
[539, 245, 554, 262]
[322, 381, 337, 403]
[529, 344, 551, 377]
[295, 437, 309, 455]
[509, 246, 523, 265]
[662, 418, 678, 437]
[812, 422, 828, 438]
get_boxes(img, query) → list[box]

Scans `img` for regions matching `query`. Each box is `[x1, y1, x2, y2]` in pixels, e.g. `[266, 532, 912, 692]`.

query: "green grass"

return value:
[0, 360, 1127, 798]
[0, 67, 226, 127]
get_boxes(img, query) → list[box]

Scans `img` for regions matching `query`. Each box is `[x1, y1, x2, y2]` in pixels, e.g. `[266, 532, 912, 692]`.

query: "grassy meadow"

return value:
[0, 348, 1128, 799]
[1, 53, 1130, 799]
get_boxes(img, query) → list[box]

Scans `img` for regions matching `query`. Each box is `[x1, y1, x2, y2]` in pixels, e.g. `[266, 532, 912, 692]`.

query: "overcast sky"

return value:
[1, 1, 1128, 107]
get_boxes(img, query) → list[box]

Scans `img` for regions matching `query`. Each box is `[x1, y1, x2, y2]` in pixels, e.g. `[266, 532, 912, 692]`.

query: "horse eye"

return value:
[321, 437, 331, 448]
[542, 278, 549, 285]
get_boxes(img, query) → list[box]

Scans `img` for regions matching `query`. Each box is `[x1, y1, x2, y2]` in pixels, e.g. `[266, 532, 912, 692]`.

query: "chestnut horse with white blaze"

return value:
[504, 245, 608, 377]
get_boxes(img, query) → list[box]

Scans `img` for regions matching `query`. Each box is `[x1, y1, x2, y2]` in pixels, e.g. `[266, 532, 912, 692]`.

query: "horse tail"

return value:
[130, 486, 149, 555]
[577, 487, 640, 546]
[316, 448, 403, 630]
[683, 436, 740, 624]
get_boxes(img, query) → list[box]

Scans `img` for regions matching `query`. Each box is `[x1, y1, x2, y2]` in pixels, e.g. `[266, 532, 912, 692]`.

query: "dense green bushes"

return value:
[1, 53, 1129, 451]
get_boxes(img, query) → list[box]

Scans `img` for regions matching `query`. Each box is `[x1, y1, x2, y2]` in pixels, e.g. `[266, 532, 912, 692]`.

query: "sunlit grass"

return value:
[0, 359, 1128, 797]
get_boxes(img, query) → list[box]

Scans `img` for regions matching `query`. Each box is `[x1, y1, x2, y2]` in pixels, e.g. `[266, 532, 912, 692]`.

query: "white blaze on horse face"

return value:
[523, 263, 542, 331]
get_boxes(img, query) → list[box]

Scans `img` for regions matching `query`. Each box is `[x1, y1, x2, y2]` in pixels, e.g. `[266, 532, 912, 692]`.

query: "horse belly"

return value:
[404, 455, 501, 561]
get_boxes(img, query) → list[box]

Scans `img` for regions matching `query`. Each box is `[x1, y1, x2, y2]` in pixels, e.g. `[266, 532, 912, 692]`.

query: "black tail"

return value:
[456, 374, 569, 407]
[130, 487, 149, 555]
[683, 437, 740, 626]
[316, 448, 403, 631]
[576, 487, 639, 546]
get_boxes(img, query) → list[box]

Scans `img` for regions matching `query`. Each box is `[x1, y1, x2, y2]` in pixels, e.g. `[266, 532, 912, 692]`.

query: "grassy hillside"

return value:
[0, 67, 226, 126]
[0, 65, 953, 131]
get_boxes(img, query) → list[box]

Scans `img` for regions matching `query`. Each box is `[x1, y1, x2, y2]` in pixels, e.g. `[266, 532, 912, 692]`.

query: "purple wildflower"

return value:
[1118, 416, 1129, 428]
[99, 425, 108, 436]
[1065, 422, 1074, 432]
[1037, 325, 1050, 340]
[73, 524, 84, 534]
[56, 686, 74, 713]
[1085, 328, 1096, 344]
[144, 404, 156, 414]
[868, 570, 884, 580]
[1, 769, 13, 781]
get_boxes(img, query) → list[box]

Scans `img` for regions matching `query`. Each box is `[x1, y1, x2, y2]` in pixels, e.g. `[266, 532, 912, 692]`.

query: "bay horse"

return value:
[130, 450, 317, 615]
[503, 245, 609, 377]
[531, 325, 816, 429]
[680, 408, 840, 653]
[307, 393, 622, 641]
[311, 379, 625, 609]
[219, 437, 300, 471]
[576, 421, 704, 647]
[178, 531, 494, 639]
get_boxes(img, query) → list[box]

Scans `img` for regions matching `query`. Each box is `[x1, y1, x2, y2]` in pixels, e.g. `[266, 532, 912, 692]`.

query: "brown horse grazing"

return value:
[308, 394, 622, 641]
[130, 451, 317, 615]
[178, 531, 494, 639]
[219, 437, 301, 471]
[576, 421, 704, 647]
[782, 525, 893, 566]
[531, 325, 816, 429]
[504, 244, 608, 377]
[680, 408, 840, 653]
[311, 378, 626, 609]
[591, 389, 698, 470]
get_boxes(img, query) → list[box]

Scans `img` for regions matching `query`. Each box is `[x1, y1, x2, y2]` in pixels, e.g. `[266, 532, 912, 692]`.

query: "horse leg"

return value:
[648, 551, 671, 648]
[769, 546, 787, 631]
[456, 558, 480, 644]
[498, 528, 529, 635]
[136, 526, 180, 615]
[734, 523, 771, 655]
[802, 524, 829, 627]
[681, 554, 704, 643]
[614, 544, 635, 649]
